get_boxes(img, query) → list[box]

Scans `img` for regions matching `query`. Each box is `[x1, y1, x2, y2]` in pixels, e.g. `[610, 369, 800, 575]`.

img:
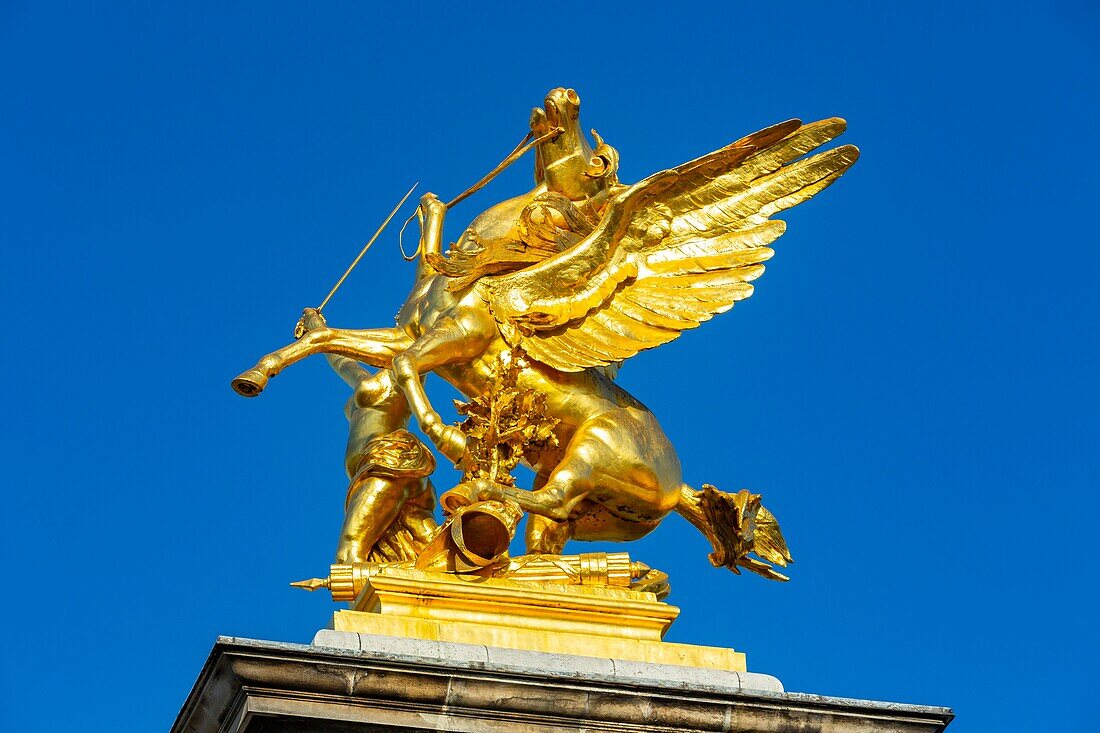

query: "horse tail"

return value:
[675, 484, 793, 582]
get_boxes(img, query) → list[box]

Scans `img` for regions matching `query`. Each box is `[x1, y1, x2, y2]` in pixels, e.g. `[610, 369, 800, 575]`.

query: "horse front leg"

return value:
[231, 316, 414, 397]
[390, 310, 497, 464]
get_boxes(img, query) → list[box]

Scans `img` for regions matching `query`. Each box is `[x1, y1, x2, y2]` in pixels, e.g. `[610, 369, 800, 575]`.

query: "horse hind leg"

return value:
[675, 484, 793, 581]
[525, 514, 572, 555]
[674, 484, 709, 537]
[520, 472, 570, 554]
[520, 469, 664, 554]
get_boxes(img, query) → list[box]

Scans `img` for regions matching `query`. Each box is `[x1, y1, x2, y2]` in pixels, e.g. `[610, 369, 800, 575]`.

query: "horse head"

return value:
[415, 89, 619, 287]
[532, 88, 619, 201]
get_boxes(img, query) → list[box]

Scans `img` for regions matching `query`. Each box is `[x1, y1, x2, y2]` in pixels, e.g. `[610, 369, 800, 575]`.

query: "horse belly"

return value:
[570, 407, 682, 522]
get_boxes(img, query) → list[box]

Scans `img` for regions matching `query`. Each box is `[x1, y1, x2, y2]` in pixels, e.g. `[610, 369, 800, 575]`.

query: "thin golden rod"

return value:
[317, 181, 419, 313]
[397, 127, 562, 259]
[444, 126, 562, 210]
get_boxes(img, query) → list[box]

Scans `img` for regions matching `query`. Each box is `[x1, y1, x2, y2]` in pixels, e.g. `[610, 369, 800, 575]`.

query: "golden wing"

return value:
[481, 118, 859, 371]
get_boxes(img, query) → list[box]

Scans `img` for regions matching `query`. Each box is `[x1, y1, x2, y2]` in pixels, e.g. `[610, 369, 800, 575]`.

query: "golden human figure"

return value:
[236, 88, 858, 583]
[295, 310, 438, 565]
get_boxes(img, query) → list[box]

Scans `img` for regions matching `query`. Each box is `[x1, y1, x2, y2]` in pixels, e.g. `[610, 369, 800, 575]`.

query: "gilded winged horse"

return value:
[233, 88, 858, 580]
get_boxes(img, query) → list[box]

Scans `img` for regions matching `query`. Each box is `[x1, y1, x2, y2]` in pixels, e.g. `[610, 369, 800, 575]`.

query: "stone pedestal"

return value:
[171, 634, 952, 732]
[332, 565, 745, 671]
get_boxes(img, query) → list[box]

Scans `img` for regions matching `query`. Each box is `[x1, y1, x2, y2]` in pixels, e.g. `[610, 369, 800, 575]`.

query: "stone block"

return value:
[171, 636, 953, 733]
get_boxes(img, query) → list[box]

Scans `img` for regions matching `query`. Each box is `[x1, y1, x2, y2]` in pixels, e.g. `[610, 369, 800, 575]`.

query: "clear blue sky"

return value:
[1, 2, 1096, 731]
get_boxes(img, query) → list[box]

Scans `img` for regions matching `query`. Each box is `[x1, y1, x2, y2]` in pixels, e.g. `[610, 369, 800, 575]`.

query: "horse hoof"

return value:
[231, 369, 268, 397]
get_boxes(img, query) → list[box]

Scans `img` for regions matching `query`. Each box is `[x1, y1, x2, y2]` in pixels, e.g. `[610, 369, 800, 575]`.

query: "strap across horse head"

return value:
[532, 87, 620, 201]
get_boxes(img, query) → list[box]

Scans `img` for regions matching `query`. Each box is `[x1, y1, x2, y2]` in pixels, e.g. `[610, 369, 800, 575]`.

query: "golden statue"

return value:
[233, 88, 857, 668]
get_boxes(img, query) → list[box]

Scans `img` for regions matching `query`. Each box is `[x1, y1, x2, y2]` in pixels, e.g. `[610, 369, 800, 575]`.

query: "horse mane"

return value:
[426, 239, 560, 291]
[427, 191, 607, 292]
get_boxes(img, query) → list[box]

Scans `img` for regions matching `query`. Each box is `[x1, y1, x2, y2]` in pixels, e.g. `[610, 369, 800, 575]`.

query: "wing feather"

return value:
[658, 119, 802, 199]
[485, 119, 858, 371]
[672, 145, 859, 239]
[646, 251, 774, 276]
[648, 221, 785, 265]
[570, 315, 649, 360]
[624, 290, 725, 321]
[613, 295, 700, 330]
[550, 329, 622, 363]
[631, 283, 755, 313]
[640, 267, 766, 290]
[590, 309, 667, 344]
[523, 330, 604, 366]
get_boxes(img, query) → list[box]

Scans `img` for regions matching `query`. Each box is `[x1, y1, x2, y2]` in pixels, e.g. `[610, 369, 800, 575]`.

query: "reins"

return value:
[398, 126, 562, 261]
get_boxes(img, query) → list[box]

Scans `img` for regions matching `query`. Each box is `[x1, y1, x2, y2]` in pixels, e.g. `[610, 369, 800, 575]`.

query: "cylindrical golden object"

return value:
[503, 552, 638, 587]
[313, 551, 649, 602]
[449, 500, 523, 567]
[327, 563, 355, 602]
[323, 562, 383, 602]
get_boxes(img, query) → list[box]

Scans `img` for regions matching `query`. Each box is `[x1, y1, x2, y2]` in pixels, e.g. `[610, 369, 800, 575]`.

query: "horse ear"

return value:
[584, 129, 619, 183]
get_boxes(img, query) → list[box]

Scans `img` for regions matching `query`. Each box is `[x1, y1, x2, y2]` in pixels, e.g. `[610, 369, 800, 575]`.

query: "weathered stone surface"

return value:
[313, 629, 770, 693]
[171, 636, 953, 732]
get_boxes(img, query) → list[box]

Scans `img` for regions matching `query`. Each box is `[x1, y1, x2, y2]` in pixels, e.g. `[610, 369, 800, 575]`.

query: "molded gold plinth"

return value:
[331, 567, 746, 672]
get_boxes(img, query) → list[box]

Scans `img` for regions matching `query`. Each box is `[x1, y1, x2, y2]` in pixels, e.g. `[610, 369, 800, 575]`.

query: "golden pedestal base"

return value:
[331, 567, 746, 672]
